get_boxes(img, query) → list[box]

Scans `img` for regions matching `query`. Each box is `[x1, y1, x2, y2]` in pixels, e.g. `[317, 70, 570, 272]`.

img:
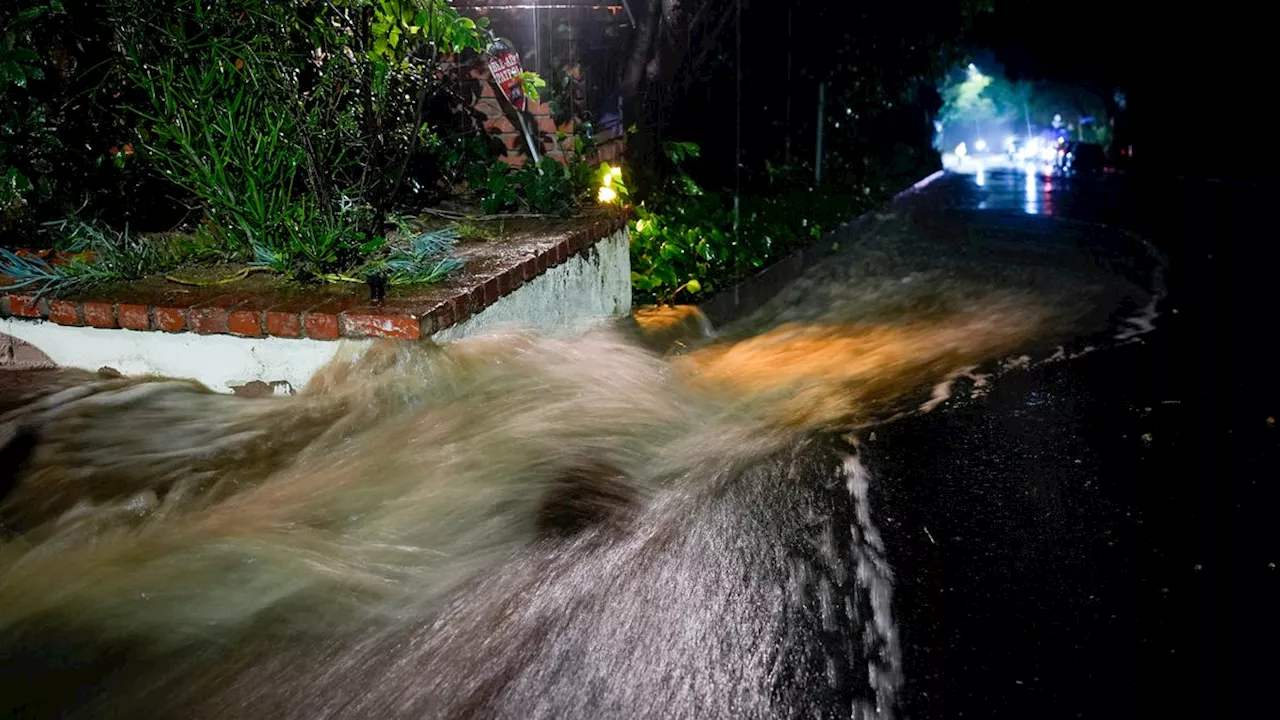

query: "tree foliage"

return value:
[937, 64, 1113, 150]
[621, 2, 992, 303]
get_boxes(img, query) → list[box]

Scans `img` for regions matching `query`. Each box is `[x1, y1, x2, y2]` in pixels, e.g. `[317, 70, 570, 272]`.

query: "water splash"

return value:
[0, 191, 1170, 717]
[844, 450, 903, 720]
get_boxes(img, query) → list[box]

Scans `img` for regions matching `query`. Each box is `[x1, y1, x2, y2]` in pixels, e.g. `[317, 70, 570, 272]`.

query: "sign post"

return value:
[485, 39, 542, 166]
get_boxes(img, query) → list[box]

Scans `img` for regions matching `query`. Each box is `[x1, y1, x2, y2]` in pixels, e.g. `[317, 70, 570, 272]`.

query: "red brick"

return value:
[117, 303, 150, 330]
[550, 241, 567, 266]
[7, 294, 43, 318]
[426, 299, 456, 334]
[505, 265, 524, 293]
[498, 154, 527, 168]
[466, 285, 486, 317]
[484, 116, 516, 134]
[483, 276, 500, 305]
[305, 313, 340, 340]
[228, 308, 263, 337]
[494, 270, 510, 298]
[497, 133, 523, 151]
[82, 301, 118, 329]
[47, 299, 81, 326]
[339, 310, 422, 340]
[474, 97, 504, 117]
[479, 81, 497, 99]
[262, 295, 325, 339]
[303, 296, 361, 340]
[522, 257, 539, 282]
[187, 306, 228, 334]
[265, 310, 303, 338]
[527, 100, 550, 116]
[153, 306, 188, 333]
[185, 293, 258, 337]
[535, 116, 557, 135]
[534, 252, 548, 276]
[450, 292, 471, 324]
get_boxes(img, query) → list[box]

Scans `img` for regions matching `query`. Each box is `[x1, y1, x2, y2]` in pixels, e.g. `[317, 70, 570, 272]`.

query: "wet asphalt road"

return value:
[867, 169, 1277, 718]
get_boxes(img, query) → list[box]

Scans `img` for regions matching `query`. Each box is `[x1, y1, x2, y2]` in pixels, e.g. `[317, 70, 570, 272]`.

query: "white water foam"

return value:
[844, 452, 902, 720]
[1115, 294, 1161, 341]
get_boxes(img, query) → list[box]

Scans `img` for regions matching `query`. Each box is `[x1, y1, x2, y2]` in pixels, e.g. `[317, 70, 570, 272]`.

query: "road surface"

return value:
[867, 168, 1276, 718]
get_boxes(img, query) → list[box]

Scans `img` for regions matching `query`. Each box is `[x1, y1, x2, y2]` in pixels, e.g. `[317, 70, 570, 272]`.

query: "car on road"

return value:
[1054, 142, 1106, 176]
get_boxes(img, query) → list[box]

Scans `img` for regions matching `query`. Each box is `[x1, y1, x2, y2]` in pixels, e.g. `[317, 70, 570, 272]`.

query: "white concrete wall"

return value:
[0, 320, 358, 392]
[0, 228, 631, 393]
[432, 227, 631, 342]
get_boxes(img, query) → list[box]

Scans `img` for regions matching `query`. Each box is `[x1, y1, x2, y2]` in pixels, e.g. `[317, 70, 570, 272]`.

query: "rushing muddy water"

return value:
[0, 207, 1163, 719]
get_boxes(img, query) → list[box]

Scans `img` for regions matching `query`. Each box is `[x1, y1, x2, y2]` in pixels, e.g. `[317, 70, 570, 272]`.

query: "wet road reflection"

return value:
[875, 168, 1276, 719]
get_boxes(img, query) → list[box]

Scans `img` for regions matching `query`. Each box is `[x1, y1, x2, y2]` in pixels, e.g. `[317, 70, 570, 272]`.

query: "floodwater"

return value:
[0, 171, 1166, 718]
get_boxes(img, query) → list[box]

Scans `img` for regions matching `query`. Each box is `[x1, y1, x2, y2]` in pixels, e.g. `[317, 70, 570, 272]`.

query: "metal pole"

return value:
[784, 5, 792, 164]
[515, 111, 543, 167]
[532, 0, 540, 75]
[815, 82, 825, 184]
[733, 0, 742, 231]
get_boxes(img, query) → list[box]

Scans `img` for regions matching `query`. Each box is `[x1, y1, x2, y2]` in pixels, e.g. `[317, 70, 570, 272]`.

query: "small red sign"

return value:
[486, 39, 526, 113]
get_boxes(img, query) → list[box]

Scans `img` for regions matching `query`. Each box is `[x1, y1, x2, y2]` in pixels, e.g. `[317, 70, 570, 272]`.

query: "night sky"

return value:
[971, 2, 1269, 180]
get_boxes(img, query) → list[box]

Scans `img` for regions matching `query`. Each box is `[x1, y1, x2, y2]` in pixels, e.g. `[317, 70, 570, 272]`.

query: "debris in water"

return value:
[923, 526, 937, 545]
[1000, 355, 1032, 371]
[1141, 432, 1154, 446]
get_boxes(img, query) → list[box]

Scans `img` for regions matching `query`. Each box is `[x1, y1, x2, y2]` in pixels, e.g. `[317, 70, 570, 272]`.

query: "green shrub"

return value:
[106, 0, 498, 282]
[1, 1, 64, 224]
[629, 141, 892, 305]
[477, 156, 597, 216]
[4, 1, 573, 295]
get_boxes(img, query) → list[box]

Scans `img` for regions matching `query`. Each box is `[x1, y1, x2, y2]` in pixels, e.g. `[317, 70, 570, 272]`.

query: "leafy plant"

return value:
[628, 140, 886, 305]
[379, 226, 465, 285]
[1, 1, 64, 218]
[0, 220, 184, 296]
[102, 0, 496, 283]
[516, 71, 547, 103]
[477, 156, 591, 215]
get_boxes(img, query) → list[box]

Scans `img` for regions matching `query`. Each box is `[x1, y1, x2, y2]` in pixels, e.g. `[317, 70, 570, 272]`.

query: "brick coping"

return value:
[1, 213, 628, 341]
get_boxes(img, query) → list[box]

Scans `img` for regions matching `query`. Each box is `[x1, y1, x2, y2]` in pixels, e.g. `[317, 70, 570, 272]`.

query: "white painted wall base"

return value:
[1, 228, 631, 393]
[432, 227, 631, 342]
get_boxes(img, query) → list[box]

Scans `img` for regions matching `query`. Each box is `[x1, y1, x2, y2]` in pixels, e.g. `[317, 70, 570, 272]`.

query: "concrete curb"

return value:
[697, 170, 947, 327]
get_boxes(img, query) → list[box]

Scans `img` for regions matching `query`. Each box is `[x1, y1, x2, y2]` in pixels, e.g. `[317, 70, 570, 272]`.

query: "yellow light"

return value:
[597, 186, 618, 204]
[602, 173, 612, 187]
[610, 166, 622, 179]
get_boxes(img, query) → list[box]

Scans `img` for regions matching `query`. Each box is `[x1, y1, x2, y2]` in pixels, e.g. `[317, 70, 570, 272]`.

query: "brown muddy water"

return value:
[0, 208, 1162, 719]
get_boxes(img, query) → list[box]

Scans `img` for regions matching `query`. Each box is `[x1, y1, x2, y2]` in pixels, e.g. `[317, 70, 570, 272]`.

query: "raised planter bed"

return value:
[1, 211, 631, 392]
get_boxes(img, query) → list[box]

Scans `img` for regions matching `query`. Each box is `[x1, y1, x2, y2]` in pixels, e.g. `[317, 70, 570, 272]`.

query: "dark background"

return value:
[663, 1, 1273, 189]
[974, 2, 1271, 183]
